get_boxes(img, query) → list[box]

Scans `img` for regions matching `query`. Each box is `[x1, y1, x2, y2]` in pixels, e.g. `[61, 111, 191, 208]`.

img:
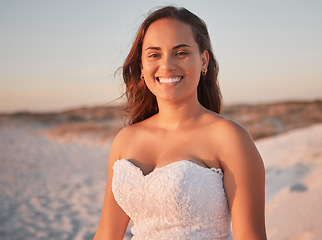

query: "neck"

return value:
[155, 97, 206, 130]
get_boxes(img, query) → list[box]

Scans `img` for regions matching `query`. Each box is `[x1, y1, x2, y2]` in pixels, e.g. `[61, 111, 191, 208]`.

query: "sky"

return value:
[1, 0, 321, 113]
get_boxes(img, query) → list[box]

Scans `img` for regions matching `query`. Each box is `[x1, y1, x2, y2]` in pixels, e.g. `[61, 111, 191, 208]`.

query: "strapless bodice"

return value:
[112, 158, 232, 240]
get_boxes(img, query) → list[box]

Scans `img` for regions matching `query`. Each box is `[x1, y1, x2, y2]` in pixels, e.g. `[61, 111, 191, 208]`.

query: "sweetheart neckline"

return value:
[115, 158, 223, 178]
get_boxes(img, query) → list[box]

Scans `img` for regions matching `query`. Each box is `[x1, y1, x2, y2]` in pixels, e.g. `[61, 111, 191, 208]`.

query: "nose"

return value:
[160, 54, 176, 71]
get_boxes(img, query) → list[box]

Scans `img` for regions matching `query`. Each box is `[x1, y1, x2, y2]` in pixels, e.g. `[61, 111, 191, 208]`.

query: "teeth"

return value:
[158, 77, 182, 83]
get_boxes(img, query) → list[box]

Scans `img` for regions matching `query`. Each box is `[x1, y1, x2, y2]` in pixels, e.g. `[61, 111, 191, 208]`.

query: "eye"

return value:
[176, 51, 188, 56]
[148, 53, 160, 58]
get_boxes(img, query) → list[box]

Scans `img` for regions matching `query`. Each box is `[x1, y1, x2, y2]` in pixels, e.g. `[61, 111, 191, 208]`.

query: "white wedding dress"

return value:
[112, 158, 232, 240]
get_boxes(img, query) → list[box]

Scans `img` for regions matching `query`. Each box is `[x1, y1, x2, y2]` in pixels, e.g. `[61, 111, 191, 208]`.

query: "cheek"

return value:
[143, 78, 157, 96]
[185, 58, 202, 77]
[141, 59, 155, 74]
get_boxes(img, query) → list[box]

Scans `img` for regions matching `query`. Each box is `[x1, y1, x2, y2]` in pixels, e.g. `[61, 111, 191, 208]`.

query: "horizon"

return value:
[1, 98, 321, 115]
[1, 0, 322, 112]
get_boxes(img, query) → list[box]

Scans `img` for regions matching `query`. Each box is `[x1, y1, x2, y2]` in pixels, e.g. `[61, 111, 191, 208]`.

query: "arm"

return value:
[217, 120, 267, 240]
[93, 130, 130, 240]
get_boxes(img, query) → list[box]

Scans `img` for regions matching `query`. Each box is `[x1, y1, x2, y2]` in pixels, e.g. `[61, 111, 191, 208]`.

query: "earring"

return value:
[202, 70, 207, 76]
[140, 74, 144, 80]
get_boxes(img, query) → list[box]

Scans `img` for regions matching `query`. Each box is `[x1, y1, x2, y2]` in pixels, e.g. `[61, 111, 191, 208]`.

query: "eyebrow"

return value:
[144, 44, 191, 51]
[173, 44, 191, 50]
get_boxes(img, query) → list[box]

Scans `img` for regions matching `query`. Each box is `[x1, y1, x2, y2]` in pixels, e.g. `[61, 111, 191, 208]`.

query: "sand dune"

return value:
[2, 100, 321, 144]
[0, 114, 321, 239]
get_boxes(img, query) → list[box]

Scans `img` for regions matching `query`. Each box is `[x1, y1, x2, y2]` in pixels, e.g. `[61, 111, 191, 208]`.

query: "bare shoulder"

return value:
[113, 124, 137, 144]
[203, 112, 251, 142]
[206, 113, 261, 168]
[211, 115, 251, 143]
[108, 124, 138, 162]
[108, 120, 149, 161]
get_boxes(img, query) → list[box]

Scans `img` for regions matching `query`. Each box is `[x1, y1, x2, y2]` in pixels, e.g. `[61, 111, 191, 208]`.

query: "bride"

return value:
[94, 6, 267, 240]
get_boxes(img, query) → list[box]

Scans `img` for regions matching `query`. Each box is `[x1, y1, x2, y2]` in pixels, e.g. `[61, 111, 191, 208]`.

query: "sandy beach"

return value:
[1, 115, 321, 239]
[0, 124, 108, 239]
[257, 124, 322, 240]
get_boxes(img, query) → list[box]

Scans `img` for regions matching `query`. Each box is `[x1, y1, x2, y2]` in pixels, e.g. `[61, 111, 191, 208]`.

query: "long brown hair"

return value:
[123, 6, 221, 125]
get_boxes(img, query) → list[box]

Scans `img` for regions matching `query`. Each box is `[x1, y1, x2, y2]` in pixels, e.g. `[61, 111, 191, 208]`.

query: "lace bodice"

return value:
[112, 159, 232, 240]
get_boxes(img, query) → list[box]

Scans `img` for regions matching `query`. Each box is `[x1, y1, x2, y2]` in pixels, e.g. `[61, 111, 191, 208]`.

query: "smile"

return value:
[157, 76, 183, 83]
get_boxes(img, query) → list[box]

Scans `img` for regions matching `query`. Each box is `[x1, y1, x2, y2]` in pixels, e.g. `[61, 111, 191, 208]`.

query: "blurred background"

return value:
[1, 0, 321, 113]
[0, 0, 321, 239]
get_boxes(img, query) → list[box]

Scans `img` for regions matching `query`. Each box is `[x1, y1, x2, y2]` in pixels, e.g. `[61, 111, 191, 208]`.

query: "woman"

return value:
[94, 6, 267, 240]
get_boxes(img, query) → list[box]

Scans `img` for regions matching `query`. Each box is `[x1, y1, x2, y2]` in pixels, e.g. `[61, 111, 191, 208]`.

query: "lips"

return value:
[157, 76, 183, 83]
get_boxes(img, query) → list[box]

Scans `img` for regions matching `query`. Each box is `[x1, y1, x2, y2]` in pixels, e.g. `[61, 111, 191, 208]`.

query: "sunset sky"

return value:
[1, 0, 321, 112]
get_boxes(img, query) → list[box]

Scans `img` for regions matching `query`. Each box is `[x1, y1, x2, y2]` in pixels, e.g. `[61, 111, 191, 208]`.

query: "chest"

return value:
[122, 129, 219, 174]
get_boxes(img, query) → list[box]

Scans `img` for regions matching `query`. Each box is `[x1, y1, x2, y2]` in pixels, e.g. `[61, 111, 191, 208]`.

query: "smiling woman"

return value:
[94, 6, 267, 240]
[122, 6, 221, 125]
[141, 18, 209, 105]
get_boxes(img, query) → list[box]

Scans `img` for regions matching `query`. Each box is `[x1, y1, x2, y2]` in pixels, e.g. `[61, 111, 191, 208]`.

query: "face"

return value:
[141, 18, 209, 103]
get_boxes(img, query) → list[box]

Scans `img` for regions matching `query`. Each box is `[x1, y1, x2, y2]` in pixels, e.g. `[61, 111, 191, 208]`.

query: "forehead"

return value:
[142, 18, 197, 49]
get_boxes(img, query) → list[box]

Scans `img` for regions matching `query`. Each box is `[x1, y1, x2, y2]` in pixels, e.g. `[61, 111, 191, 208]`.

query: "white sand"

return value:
[256, 124, 322, 240]
[1, 121, 321, 240]
[0, 123, 111, 240]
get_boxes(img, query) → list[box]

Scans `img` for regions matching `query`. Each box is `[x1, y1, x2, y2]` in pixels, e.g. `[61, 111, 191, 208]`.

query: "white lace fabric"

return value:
[112, 159, 232, 240]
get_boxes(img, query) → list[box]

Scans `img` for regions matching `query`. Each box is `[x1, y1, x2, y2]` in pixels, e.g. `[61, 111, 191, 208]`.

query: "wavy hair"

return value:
[123, 6, 221, 124]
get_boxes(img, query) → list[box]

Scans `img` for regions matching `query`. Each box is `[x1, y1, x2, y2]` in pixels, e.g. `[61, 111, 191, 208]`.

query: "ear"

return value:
[140, 60, 143, 70]
[140, 62, 145, 79]
[201, 50, 209, 70]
